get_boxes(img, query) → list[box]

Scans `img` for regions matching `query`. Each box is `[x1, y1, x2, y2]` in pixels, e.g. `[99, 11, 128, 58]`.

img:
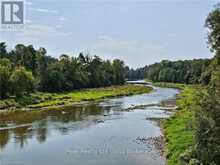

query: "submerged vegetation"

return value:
[0, 84, 153, 110]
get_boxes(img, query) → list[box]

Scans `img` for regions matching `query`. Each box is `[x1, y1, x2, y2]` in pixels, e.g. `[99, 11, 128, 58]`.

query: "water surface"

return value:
[0, 86, 179, 165]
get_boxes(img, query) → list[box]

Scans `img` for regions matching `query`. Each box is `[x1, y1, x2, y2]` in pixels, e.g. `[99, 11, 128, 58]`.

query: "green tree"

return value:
[43, 63, 65, 92]
[205, 4, 220, 52]
[0, 43, 126, 94]
[10, 67, 35, 97]
[0, 58, 12, 98]
[37, 48, 57, 91]
[112, 59, 125, 85]
[0, 42, 8, 59]
[194, 4, 220, 164]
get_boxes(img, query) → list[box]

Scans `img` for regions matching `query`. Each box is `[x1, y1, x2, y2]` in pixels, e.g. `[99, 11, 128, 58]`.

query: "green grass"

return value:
[162, 85, 202, 165]
[153, 82, 187, 89]
[0, 84, 153, 111]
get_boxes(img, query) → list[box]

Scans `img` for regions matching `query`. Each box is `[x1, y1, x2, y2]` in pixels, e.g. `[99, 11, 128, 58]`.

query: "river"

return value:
[0, 85, 179, 165]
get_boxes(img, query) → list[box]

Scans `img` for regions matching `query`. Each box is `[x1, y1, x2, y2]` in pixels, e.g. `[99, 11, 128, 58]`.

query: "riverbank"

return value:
[0, 84, 178, 165]
[152, 82, 187, 89]
[0, 84, 153, 111]
[162, 84, 202, 165]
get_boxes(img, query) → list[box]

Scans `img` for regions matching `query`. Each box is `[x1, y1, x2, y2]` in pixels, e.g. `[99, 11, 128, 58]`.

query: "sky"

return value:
[0, 0, 219, 68]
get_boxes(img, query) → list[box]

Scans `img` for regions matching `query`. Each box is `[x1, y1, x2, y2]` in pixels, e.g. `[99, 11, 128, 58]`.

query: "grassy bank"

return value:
[162, 85, 203, 165]
[152, 82, 187, 89]
[0, 84, 153, 111]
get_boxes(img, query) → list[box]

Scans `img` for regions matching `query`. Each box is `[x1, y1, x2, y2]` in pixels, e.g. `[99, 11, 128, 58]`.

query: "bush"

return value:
[10, 67, 35, 97]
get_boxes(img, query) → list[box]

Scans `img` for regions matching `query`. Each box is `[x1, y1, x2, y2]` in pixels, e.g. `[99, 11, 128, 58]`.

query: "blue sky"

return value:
[1, 0, 219, 68]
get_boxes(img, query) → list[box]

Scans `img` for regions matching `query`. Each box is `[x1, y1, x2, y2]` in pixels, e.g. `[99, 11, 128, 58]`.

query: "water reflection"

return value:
[0, 103, 111, 150]
[0, 87, 179, 165]
[0, 129, 10, 149]
[36, 120, 48, 143]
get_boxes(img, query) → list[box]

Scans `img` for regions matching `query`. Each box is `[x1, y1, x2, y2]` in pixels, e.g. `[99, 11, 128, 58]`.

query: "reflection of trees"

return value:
[14, 126, 33, 148]
[0, 102, 112, 149]
[48, 103, 105, 123]
[36, 120, 48, 143]
[58, 127, 69, 135]
[0, 129, 10, 150]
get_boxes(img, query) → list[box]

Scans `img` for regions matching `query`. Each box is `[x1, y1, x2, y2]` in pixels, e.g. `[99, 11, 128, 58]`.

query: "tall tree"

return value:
[0, 42, 8, 59]
[0, 58, 12, 98]
[195, 4, 220, 164]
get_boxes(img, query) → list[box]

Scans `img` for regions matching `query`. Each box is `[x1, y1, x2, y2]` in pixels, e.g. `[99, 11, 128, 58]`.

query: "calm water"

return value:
[0, 86, 179, 165]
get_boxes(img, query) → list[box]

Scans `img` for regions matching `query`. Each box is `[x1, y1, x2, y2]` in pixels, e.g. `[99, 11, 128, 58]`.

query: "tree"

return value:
[0, 58, 12, 98]
[0, 43, 127, 95]
[205, 4, 220, 53]
[0, 42, 8, 59]
[10, 67, 35, 97]
[140, 59, 210, 84]
[37, 48, 57, 91]
[195, 62, 220, 164]
[42, 63, 65, 92]
[88, 55, 104, 87]
[112, 59, 125, 85]
[194, 4, 220, 164]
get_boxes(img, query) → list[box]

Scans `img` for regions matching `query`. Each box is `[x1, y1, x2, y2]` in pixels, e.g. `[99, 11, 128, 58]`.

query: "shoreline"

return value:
[161, 84, 198, 165]
[0, 84, 153, 113]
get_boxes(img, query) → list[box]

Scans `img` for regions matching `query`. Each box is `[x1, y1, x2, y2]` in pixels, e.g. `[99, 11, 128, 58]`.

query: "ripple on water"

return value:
[0, 86, 179, 165]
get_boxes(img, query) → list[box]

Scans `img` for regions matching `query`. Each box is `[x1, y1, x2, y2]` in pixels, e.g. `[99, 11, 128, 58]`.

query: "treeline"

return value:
[145, 59, 211, 84]
[0, 43, 125, 99]
[125, 66, 147, 81]
[126, 59, 211, 84]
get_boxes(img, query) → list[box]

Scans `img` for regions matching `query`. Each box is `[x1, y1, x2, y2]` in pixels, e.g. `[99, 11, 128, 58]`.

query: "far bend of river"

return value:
[0, 84, 179, 165]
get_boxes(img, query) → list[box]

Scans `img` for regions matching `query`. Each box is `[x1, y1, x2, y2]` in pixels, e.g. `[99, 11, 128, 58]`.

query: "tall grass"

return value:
[0, 84, 153, 111]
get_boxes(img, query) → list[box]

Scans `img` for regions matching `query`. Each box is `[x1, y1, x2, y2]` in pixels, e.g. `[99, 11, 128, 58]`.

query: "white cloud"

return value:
[59, 17, 68, 21]
[25, 1, 33, 6]
[90, 36, 166, 68]
[14, 24, 72, 45]
[28, 7, 58, 14]
[55, 24, 63, 29]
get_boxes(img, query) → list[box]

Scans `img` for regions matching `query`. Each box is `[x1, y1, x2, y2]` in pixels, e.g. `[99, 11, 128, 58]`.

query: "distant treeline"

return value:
[127, 59, 211, 84]
[125, 67, 147, 81]
[0, 43, 125, 99]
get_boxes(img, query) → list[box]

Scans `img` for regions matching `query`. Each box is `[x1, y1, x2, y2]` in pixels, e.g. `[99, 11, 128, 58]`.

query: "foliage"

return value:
[0, 84, 153, 110]
[0, 43, 126, 98]
[163, 86, 199, 165]
[125, 66, 147, 80]
[10, 67, 35, 97]
[193, 4, 220, 164]
[153, 82, 187, 89]
[145, 59, 211, 84]
[0, 42, 8, 59]
[161, 4, 220, 165]
[205, 4, 220, 52]
[126, 59, 211, 84]
[0, 58, 12, 98]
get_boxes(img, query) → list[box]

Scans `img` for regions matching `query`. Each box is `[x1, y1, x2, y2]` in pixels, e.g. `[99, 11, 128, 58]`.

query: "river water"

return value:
[0, 85, 179, 165]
